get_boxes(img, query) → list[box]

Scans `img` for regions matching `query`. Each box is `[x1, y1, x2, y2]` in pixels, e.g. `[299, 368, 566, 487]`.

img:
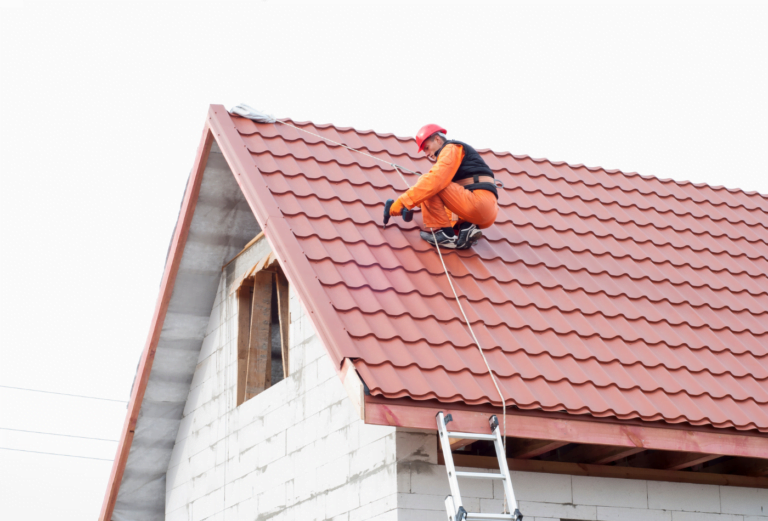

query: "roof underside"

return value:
[112, 142, 260, 520]
[229, 113, 768, 433]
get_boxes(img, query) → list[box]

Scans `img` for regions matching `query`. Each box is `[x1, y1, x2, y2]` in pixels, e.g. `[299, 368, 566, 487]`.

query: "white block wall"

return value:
[395, 428, 768, 521]
[165, 243, 399, 521]
[164, 241, 766, 521]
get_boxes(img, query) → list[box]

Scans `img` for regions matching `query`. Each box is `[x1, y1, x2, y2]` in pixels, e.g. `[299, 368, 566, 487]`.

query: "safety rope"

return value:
[275, 118, 510, 513]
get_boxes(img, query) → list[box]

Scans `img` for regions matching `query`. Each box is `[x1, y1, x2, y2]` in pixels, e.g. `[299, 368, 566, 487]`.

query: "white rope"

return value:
[239, 109, 510, 512]
[392, 167, 509, 514]
[429, 229, 509, 514]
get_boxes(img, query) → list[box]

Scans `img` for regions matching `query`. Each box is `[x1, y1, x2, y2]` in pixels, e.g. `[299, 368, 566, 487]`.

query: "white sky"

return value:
[1, 1, 766, 519]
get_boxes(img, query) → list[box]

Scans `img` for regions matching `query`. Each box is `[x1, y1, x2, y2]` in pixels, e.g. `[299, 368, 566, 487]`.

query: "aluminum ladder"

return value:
[437, 411, 523, 521]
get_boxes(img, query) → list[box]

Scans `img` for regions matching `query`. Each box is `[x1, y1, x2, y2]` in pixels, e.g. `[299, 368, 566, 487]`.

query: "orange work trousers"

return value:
[420, 183, 498, 229]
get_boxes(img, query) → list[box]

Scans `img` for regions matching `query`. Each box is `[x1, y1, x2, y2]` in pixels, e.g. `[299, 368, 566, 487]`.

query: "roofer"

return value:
[387, 124, 499, 249]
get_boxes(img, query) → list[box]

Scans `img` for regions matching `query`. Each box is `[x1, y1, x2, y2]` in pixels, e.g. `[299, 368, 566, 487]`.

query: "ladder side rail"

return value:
[437, 412, 464, 511]
[490, 415, 521, 518]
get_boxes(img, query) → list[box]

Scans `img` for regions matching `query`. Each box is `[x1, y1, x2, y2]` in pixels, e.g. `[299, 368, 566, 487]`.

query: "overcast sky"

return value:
[1, 1, 766, 519]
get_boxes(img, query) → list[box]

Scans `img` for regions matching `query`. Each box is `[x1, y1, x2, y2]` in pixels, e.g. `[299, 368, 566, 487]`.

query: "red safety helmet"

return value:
[415, 124, 447, 152]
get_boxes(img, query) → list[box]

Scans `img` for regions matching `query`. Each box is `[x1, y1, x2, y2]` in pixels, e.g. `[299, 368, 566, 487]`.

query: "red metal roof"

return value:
[226, 110, 768, 433]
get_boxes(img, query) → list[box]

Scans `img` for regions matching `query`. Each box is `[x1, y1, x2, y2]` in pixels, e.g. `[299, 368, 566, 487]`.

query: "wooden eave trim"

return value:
[365, 396, 768, 460]
[99, 125, 214, 521]
[441, 454, 768, 489]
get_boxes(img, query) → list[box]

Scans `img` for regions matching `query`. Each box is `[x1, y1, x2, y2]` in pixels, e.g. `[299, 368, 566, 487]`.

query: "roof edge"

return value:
[207, 105, 355, 369]
[99, 123, 214, 521]
[365, 395, 768, 460]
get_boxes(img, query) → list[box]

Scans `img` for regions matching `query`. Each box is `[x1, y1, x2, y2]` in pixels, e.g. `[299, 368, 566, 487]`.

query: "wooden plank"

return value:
[244, 271, 272, 400]
[364, 398, 768, 460]
[626, 450, 722, 471]
[508, 438, 568, 459]
[558, 444, 647, 465]
[441, 454, 768, 489]
[702, 457, 768, 477]
[664, 452, 722, 471]
[275, 270, 290, 378]
[222, 231, 265, 270]
[236, 286, 253, 406]
[450, 439, 478, 451]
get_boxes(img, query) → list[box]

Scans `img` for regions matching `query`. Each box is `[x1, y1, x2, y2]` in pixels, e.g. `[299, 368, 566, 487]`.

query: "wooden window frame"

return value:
[236, 254, 290, 406]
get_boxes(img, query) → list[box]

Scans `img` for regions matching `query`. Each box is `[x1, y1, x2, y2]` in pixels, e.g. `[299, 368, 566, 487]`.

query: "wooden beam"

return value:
[244, 271, 272, 400]
[626, 450, 722, 471]
[664, 452, 722, 471]
[222, 231, 265, 270]
[236, 286, 253, 406]
[702, 457, 768, 477]
[448, 439, 477, 451]
[440, 454, 768, 489]
[558, 444, 647, 465]
[275, 270, 290, 378]
[508, 438, 568, 459]
[364, 397, 768, 460]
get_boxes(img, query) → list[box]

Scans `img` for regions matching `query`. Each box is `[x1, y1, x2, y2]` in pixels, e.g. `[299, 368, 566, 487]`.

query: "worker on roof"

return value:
[388, 124, 499, 249]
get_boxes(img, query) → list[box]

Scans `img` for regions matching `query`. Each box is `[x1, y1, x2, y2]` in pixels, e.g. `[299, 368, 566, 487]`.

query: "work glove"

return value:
[382, 197, 414, 227]
[389, 197, 406, 216]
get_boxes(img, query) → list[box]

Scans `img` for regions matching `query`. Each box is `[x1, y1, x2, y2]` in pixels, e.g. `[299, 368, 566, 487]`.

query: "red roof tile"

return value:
[229, 113, 768, 432]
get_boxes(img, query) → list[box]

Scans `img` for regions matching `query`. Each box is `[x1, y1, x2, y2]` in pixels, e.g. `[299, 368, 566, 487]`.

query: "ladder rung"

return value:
[445, 431, 496, 441]
[455, 471, 505, 480]
[466, 513, 516, 520]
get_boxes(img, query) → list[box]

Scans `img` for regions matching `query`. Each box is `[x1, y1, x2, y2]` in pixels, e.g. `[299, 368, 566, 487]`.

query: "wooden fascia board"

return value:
[99, 125, 214, 521]
[207, 105, 354, 371]
[443, 454, 768, 489]
[365, 397, 768, 460]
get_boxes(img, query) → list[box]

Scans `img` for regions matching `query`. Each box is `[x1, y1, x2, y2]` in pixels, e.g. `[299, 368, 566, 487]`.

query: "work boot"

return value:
[420, 229, 457, 249]
[456, 223, 483, 249]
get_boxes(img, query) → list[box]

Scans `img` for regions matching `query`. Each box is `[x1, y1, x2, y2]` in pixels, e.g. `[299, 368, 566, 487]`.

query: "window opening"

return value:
[236, 260, 290, 406]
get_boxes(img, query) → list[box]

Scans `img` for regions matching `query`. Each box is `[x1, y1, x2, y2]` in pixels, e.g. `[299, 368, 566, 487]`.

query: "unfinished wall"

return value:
[395, 429, 768, 521]
[164, 240, 400, 521]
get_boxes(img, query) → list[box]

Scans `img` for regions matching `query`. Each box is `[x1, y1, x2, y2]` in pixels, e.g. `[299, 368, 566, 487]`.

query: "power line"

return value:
[0, 447, 113, 461]
[0, 427, 118, 442]
[0, 385, 127, 403]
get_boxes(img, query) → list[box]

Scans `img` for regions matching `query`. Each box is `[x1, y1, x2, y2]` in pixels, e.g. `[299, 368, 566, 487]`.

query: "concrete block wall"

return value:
[164, 244, 399, 521]
[395, 428, 767, 521]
